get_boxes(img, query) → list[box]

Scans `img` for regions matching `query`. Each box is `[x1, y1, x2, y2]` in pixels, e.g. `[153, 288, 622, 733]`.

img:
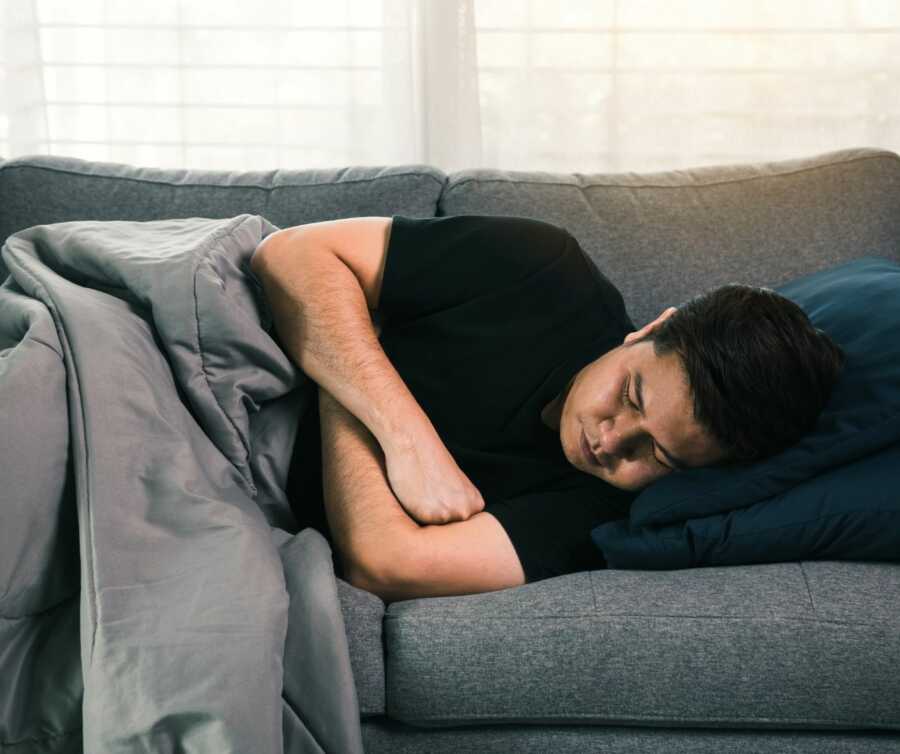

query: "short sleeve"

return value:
[379, 213, 574, 326]
[485, 484, 635, 584]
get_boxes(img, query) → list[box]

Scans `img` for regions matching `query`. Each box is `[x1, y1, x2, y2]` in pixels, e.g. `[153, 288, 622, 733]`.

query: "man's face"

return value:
[545, 338, 726, 492]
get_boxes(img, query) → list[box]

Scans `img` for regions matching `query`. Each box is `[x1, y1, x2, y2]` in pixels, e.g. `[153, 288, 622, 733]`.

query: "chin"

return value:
[600, 471, 648, 493]
[605, 476, 632, 491]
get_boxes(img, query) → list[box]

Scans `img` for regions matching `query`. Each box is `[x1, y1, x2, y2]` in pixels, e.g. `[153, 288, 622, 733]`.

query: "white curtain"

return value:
[1, 0, 898, 174]
[1, 0, 49, 159]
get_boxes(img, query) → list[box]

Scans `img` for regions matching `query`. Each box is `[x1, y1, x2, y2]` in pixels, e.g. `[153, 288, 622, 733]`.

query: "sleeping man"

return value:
[250, 214, 845, 602]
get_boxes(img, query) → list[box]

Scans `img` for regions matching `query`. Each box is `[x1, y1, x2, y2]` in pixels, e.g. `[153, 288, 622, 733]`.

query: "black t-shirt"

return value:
[286, 213, 639, 583]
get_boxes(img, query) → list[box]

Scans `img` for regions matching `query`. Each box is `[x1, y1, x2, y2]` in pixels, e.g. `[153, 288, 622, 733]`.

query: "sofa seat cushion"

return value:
[383, 561, 900, 730]
[336, 578, 386, 716]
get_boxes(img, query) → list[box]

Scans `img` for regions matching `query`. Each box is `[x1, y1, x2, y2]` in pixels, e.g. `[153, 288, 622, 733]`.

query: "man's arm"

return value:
[318, 385, 420, 587]
[250, 217, 430, 453]
[318, 387, 525, 601]
[251, 217, 485, 525]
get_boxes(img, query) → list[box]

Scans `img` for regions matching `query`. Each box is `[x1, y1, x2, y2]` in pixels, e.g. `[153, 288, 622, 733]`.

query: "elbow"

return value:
[345, 566, 392, 603]
[342, 537, 421, 604]
[342, 552, 378, 595]
[344, 560, 397, 603]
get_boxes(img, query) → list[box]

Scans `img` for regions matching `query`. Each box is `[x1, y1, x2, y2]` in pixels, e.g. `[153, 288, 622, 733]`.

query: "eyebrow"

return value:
[633, 370, 690, 472]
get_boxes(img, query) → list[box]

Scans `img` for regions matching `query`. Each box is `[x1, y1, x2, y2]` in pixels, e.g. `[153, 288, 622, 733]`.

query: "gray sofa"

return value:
[2, 147, 898, 753]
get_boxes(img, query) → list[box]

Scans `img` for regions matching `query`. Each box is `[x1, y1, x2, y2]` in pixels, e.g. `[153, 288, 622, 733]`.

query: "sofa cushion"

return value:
[439, 147, 900, 329]
[0, 154, 446, 248]
[383, 562, 900, 730]
[336, 578, 386, 716]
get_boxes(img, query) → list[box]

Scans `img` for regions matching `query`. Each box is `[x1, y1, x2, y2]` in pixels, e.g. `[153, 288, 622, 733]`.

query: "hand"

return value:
[317, 386, 484, 525]
[382, 429, 486, 526]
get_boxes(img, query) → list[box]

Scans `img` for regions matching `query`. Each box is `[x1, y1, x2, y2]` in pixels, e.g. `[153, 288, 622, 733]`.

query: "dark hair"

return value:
[631, 284, 846, 465]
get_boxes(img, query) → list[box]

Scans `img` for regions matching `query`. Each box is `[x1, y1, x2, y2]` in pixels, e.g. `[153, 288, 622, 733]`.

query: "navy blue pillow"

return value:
[630, 255, 900, 528]
[591, 441, 900, 569]
[591, 255, 900, 569]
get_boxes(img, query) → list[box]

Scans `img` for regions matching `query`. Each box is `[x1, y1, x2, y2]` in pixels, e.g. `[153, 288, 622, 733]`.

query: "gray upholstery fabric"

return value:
[0, 153, 445, 246]
[384, 562, 900, 729]
[361, 719, 900, 754]
[336, 578, 386, 716]
[439, 147, 900, 327]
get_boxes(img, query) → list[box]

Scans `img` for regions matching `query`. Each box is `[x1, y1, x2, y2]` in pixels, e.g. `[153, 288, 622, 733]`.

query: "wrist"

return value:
[373, 405, 435, 457]
[317, 384, 435, 457]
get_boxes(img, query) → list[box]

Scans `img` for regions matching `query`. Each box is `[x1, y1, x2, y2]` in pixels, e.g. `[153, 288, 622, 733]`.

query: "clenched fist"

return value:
[382, 429, 486, 525]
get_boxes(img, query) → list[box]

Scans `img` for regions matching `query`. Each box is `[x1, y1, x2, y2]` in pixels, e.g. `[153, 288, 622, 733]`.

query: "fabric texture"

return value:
[382, 561, 900, 731]
[0, 214, 363, 753]
[0, 154, 445, 256]
[438, 148, 900, 330]
[288, 212, 638, 584]
[361, 722, 900, 754]
[592, 256, 900, 569]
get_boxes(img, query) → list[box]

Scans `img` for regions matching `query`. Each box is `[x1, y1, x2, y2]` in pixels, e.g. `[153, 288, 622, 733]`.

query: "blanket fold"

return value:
[0, 214, 363, 753]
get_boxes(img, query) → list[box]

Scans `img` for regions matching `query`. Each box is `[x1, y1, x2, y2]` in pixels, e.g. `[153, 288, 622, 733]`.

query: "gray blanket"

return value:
[0, 214, 363, 753]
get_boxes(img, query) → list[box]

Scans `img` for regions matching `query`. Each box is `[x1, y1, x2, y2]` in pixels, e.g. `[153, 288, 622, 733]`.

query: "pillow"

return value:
[591, 441, 900, 569]
[629, 255, 900, 529]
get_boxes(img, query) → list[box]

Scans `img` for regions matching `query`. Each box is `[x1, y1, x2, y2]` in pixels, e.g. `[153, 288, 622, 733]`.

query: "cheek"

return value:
[571, 377, 618, 422]
[611, 461, 668, 491]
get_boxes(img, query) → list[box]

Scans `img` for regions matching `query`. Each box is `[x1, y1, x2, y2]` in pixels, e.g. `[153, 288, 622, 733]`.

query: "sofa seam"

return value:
[383, 614, 888, 627]
[798, 562, 817, 613]
[0, 161, 447, 191]
[394, 711, 900, 726]
[444, 152, 898, 194]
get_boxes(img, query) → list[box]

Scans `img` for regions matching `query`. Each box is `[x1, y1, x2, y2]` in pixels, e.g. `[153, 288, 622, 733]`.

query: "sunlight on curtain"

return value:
[1, 0, 50, 158]
[0, 0, 898, 173]
[476, 0, 900, 171]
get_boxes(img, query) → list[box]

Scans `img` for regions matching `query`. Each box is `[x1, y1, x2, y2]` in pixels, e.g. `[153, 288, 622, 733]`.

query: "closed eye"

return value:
[621, 376, 678, 472]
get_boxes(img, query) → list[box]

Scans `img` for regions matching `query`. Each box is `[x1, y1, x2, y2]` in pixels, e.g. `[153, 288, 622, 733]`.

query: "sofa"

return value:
[1, 147, 898, 753]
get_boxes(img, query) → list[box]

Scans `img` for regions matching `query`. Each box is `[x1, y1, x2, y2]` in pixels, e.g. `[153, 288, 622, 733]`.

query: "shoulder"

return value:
[393, 213, 574, 251]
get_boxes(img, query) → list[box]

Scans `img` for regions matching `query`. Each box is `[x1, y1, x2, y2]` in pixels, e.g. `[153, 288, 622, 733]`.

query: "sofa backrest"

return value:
[0, 154, 445, 251]
[441, 147, 900, 327]
[3, 148, 899, 328]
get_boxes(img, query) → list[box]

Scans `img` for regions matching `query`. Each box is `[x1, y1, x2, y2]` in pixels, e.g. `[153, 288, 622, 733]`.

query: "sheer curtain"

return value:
[1, 0, 898, 174]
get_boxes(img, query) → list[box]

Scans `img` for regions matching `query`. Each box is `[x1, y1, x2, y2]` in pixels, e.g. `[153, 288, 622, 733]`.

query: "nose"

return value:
[599, 417, 641, 458]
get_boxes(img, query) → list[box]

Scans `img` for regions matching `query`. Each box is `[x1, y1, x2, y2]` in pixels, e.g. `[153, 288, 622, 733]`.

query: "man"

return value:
[250, 214, 845, 602]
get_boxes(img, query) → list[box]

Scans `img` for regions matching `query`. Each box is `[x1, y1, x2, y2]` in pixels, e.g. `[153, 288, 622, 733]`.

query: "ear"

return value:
[623, 306, 678, 345]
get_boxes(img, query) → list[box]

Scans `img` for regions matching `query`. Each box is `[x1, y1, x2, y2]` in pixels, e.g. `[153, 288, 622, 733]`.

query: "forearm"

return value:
[318, 387, 420, 586]
[252, 239, 433, 452]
